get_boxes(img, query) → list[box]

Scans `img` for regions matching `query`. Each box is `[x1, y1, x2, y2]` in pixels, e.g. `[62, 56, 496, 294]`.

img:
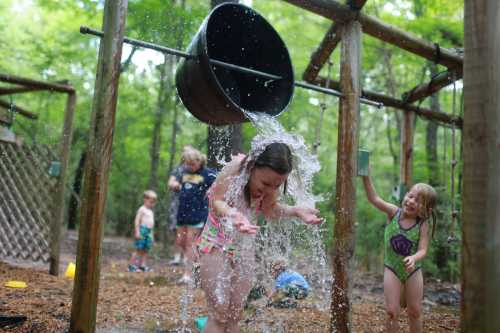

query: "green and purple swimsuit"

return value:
[384, 209, 422, 283]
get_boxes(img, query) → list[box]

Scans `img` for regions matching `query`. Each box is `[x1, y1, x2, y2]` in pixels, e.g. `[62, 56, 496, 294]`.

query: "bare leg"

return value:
[406, 270, 423, 333]
[129, 251, 139, 266]
[225, 250, 255, 333]
[384, 267, 402, 333]
[183, 227, 201, 279]
[200, 250, 232, 333]
[138, 250, 147, 267]
[177, 226, 187, 262]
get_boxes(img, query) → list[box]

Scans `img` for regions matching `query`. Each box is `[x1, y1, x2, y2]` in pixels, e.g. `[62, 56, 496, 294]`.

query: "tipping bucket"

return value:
[175, 3, 294, 125]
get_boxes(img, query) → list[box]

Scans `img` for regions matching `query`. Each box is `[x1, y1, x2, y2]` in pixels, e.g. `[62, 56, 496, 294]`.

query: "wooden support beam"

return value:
[69, 0, 128, 332]
[0, 74, 75, 94]
[347, 0, 368, 10]
[315, 76, 463, 128]
[303, 1, 368, 82]
[331, 20, 361, 333]
[0, 99, 39, 120]
[282, 0, 463, 69]
[400, 111, 415, 188]
[49, 92, 77, 276]
[303, 24, 341, 82]
[0, 86, 46, 96]
[402, 68, 462, 104]
[461, 0, 500, 331]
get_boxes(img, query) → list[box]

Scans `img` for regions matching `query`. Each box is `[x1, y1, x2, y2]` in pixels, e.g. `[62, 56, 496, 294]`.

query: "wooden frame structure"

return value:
[281, 0, 463, 331]
[69, 1, 479, 332]
[0, 73, 76, 276]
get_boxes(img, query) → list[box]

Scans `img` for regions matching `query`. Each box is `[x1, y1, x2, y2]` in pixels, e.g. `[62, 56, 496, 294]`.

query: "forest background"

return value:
[0, 0, 463, 282]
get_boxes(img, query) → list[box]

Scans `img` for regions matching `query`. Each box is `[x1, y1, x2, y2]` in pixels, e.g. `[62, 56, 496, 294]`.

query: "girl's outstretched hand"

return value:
[295, 207, 323, 225]
[228, 210, 260, 234]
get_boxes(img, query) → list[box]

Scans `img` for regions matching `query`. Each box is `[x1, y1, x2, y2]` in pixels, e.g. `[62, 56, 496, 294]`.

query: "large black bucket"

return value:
[175, 3, 294, 125]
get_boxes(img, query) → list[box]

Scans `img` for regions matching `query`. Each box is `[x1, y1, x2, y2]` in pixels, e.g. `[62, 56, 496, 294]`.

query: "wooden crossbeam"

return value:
[0, 73, 74, 94]
[315, 76, 463, 128]
[0, 99, 38, 120]
[283, 0, 463, 69]
[304, 24, 341, 82]
[0, 86, 46, 96]
[303, 1, 368, 82]
[402, 68, 463, 104]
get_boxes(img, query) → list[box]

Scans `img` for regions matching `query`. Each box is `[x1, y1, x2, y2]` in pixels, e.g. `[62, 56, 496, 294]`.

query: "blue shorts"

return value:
[135, 225, 153, 251]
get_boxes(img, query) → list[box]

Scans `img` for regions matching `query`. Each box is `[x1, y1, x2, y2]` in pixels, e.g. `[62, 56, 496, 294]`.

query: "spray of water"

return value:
[177, 111, 332, 331]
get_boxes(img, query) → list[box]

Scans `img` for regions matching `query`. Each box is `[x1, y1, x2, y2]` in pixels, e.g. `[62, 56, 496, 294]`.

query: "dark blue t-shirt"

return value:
[177, 167, 217, 224]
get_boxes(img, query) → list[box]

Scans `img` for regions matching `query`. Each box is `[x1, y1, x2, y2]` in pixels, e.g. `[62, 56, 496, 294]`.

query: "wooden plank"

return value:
[314, 76, 463, 128]
[49, 92, 77, 275]
[282, 0, 463, 69]
[0, 100, 38, 120]
[330, 20, 361, 333]
[0, 74, 74, 94]
[400, 111, 415, 188]
[402, 68, 463, 104]
[461, 0, 500, 331]
[69, 0, 128, 332]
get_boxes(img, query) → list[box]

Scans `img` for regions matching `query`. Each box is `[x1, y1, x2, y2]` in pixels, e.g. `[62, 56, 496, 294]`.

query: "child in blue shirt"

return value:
[269, 261, 310, 303]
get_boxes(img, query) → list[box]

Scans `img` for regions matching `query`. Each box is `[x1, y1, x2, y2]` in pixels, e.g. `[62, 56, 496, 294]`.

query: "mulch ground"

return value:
[0, 233, 460, 332]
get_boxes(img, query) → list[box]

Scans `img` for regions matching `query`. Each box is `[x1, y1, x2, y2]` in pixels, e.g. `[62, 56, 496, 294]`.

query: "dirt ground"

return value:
[0, 231, 459, 332]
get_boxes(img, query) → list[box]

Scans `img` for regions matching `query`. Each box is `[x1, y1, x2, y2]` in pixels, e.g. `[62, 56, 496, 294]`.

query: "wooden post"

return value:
[461, 0, 500, 331]
[330, 20, 361, 333]
[69, 0, 127, 332]
[49, 91, 77, 276]
[400, 111, 415, 189]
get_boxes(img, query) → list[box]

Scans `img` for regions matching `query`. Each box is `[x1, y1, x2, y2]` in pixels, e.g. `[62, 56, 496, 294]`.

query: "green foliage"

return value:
[0, 0, 463, 281]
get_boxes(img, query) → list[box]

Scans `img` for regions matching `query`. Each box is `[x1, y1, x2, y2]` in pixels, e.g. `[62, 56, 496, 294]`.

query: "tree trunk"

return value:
[461, 0, 500, 331]
[207, 0, 240, 170]
[148, 55, 170, 190]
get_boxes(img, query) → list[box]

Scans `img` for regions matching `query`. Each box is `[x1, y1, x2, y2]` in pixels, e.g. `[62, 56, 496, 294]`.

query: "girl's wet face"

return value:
[248, 166, 288, 200]
[402, 189, 422, 217]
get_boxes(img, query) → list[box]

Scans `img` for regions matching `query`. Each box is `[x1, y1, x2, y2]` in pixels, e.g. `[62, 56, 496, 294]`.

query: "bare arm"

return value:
[262, 192, 322, 225]
[209, 155, 260, 234]
[404, 221, 429, 272]
[168, 175, 181, 191]
[133, 208, 143, 239]
[362, 175, 398, 218]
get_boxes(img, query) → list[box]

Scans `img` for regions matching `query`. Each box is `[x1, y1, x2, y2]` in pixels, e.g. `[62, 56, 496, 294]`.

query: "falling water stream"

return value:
[173, 111, 332, 332]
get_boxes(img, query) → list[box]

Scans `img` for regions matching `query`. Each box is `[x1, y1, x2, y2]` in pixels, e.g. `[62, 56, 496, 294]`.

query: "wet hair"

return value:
[143, 190, 157, 200]
[182, 147, 206, 168]
[410, 183, 438, 237]
[243, 142, 293, 204]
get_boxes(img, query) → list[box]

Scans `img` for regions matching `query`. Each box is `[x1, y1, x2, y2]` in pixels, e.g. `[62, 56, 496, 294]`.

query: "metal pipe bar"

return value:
[295, 81, 382, 107]
[81, 26, 383, 107]
[81, 26, 282, 81]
